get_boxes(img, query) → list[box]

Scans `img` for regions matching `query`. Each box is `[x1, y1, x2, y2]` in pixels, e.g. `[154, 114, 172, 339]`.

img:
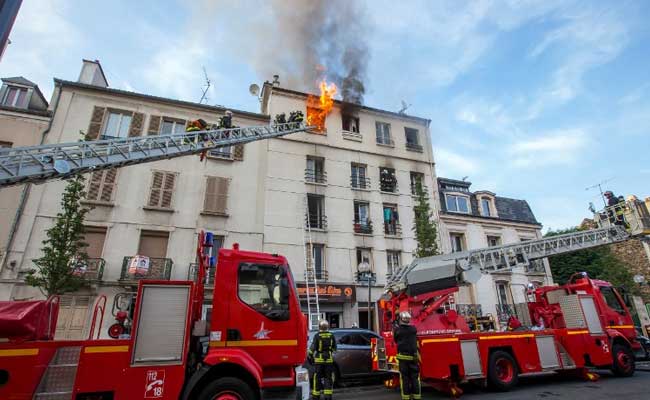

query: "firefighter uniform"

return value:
[309, 329, 337, 400]
[393, 316, 421, 400]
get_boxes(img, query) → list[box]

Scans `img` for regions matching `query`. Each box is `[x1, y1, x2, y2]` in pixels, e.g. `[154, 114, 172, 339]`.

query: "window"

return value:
[147, 171, 176, 209]
[0, 141, 12, 148]
[353, 201, 372, 233]
[2, 86, 28, 108]
[481, 198, 491, 217]
[496, 282, 511, 305]
[599, 286, 625, 314]
[307, 194, 326, 229]
[138, 230, 170, 258]
[86, 169, 117, 203]
[307, 244, 326, 280]
[342, 115, 360, 133]
[203, 176, 229, 215]
[356, 248, 373, 271]
[450, 233, 465, 253]
[306, 107, 326, 133]
[351, 163, 368, 189]
[441, 184, 469, 192]
[410, 172, 425, 195]
[83, 227, 107, 259]
[103, 111, 132, 138]
[383, 204, 400, 236]
[338, 333, 371, 346]
[306, 157, 326, 184]
[160, 119, 186, 135]
[405, 127, 422, 151]
[386, 251, 401, 277]
[238, 263, 290, 321]
[487, 236, 501, 247]
[379, 167, 397, 193]
[375, 122, 392, 145]
[446, 194, 469, 213]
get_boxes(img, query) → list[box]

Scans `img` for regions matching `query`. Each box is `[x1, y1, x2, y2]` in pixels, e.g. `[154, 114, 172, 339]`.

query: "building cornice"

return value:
[440, 212, 542, 230]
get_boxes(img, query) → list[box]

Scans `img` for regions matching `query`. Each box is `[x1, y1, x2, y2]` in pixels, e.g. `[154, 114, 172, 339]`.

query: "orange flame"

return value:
[306, 80, 337, 132]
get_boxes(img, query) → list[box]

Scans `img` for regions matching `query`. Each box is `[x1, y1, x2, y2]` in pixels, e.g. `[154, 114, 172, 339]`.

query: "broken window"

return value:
[405, 127, 422, 151]
[379, 167, 397, 193]
[342, 115, 360, 133]
[307, 107, 327, 133]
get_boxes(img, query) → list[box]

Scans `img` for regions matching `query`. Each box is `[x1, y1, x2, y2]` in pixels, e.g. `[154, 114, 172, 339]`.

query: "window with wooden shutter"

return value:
[148, 171, 176, 209]
[86, 106, 106, 140]
[203, 176, 229, 215]
[233, 144, 244, 161]
[128, 112, 145, 137]
[148, 115, 162, 135]
[86, 169, 118, 203]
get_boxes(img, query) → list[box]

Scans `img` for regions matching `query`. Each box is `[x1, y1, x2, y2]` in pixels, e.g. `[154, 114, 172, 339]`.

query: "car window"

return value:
[337, 333, 370, 346]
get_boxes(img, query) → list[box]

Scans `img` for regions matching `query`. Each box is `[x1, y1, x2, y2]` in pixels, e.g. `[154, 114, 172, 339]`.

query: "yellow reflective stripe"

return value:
[0, 348, 39, 357]
[567, 330, 590, 335]
[607, 325, 634, 329]
[209, 340, 298, 347]
[421, 337, 459, 344]
[84, 345, 129, 353]
[479, 334, 534, 340]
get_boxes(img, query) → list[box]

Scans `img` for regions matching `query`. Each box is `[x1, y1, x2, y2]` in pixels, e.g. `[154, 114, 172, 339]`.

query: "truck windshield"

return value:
[238, 263, 290, 321]
[599, 286, 625, 314]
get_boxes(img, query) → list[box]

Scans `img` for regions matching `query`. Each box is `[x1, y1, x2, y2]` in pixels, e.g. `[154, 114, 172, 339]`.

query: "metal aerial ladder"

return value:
[0, 121, 313, 188]
[302, 195, 321, 330]
[387, 199, 650, 296]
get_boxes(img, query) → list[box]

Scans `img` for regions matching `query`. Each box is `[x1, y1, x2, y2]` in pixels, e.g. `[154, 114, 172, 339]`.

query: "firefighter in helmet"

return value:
[393, 311, 421, 400]
[308, 320, 337, 400]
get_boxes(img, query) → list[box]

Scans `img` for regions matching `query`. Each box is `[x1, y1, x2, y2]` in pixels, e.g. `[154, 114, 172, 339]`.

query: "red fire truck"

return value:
[373, 200, 650, 397]
[0, 121, 313, 399]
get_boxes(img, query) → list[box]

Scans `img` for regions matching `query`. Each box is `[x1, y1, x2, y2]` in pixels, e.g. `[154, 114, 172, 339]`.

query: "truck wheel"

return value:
[487, 350, 519, 391]
[611, 344, 635, 377]
[198, 377, 257, 400]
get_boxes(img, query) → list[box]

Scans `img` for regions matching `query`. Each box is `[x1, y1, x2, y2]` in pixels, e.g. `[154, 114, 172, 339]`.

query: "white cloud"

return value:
[434, 148, 480, 178]
[508, 129, 588, 167]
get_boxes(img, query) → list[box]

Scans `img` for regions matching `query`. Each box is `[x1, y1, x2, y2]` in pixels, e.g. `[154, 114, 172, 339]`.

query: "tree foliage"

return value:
[25, 174, 90, 296]
[412, 181, 439, 258]
[544, 227, 637, 293]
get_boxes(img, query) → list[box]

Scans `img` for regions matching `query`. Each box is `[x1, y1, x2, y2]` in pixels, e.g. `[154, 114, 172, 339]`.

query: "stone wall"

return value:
[610, 239, 650, 300]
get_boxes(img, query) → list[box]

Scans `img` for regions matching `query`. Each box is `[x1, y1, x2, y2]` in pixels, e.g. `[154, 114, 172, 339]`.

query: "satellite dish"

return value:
[249, 84, 260, 97]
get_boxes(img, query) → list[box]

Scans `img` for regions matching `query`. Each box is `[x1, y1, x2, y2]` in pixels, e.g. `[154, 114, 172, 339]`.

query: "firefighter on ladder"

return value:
[393, 311, 421, 400]
[308, 320, 337, 400]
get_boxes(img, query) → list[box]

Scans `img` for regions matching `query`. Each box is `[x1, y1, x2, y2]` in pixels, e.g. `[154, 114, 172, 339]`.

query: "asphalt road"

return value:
[335, 368, 650, 400]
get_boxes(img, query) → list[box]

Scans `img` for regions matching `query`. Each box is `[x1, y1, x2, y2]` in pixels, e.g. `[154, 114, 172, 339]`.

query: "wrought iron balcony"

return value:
[405, 142, 423, 152]
[384, 222, 402, 236]
[305, 268, 328, 281]
[495, 303, 515, 323]
[305, 213, 328, 230]
[350, 176, 371, 190]
[410, 183, 428, 196]
[456, 304, 483, 318]
[120, 256, 173, 281]
[187, 263, 216, 285]
[380, 179, 398, 193]
[353, 220, 373, 234]
[526, 260, 547, 274]
[71, 257, 105, 281]
[305, 169, 327, 184]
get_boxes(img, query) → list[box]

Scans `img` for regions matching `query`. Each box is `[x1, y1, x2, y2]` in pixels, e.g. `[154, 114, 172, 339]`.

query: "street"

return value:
[336, 368, 650, 400]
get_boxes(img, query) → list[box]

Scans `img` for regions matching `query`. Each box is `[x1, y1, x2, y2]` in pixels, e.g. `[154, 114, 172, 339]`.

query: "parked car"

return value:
[637, 336, 650, 360]
[304, 328, 387, 384]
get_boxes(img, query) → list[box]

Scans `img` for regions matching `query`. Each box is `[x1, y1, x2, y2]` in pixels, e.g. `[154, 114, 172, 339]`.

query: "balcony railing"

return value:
[456, 304, 483, 318]
[187, 263, 216, 285]
[384, 222, 402, 236]
[410, 183, 428, 196]
[71, 257, 105, 280]
[354, 220, 373, 234]
[380, 179, 398, 193]
[305, 213, 328, 230]
[526, 260, 546, 274]
[495, 303, 515, 323]
[351, 176, 371, 190]
[305, 268, 328, 281]
[376, 137, 395, 146]
[120, 256, 173, 281]
[305, 169, 327, 184]
[406, 142, 423, 152]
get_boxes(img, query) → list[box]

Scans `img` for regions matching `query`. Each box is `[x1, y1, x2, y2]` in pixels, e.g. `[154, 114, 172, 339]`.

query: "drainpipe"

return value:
[2, 83, 62, 273]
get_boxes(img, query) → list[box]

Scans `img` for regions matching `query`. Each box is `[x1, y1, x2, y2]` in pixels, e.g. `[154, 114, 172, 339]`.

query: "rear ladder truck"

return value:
[0, 118, 315, 400]
[372, 200, 650, 396]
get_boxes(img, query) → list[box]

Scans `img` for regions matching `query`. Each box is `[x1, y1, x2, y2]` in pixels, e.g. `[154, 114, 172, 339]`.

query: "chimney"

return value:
[272, 74, 280, 87]
[78, 59, 108, 88]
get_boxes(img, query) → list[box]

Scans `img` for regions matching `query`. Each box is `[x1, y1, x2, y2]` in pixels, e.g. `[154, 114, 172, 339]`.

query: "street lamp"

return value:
[356, 262, 376, 330]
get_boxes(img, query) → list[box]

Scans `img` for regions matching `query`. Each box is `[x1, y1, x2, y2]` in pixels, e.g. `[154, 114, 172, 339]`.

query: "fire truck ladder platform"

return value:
[0, 121, 313, 188]
[387, 225, 631, 293]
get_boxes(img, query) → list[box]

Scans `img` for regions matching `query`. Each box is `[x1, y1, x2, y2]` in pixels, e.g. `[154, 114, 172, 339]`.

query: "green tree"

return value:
[26, 174, 91, 296]
[412, 181, 440, 258]
[544, 227, 637, 293]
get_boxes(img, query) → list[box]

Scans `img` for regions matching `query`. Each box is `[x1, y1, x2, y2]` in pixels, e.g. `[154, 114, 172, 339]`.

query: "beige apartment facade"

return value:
[0, 77, 50, 268]
[436, 177, 553, 328]
[260, 83, 438, 329]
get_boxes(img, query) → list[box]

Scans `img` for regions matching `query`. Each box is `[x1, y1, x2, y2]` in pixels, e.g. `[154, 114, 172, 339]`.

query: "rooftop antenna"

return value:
[398, 100, 411, 114]
[461, 176, 469, 182]
[199, 66, 211, 104]
[585, 177, 615, 207]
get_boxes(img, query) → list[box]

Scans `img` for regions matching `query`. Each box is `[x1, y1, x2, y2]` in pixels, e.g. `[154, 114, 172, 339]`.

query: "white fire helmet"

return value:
[399, 311, 412, 324]
[319, 320, 330, 331]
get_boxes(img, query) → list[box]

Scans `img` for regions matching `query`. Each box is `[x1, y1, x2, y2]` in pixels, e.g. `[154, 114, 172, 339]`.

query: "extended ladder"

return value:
[0, 121, 312, 188]
[302, 195, 321, 330]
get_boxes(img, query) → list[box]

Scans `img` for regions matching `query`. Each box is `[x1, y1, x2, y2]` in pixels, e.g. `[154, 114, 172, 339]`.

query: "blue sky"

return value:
[2, 0, 649, 231]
